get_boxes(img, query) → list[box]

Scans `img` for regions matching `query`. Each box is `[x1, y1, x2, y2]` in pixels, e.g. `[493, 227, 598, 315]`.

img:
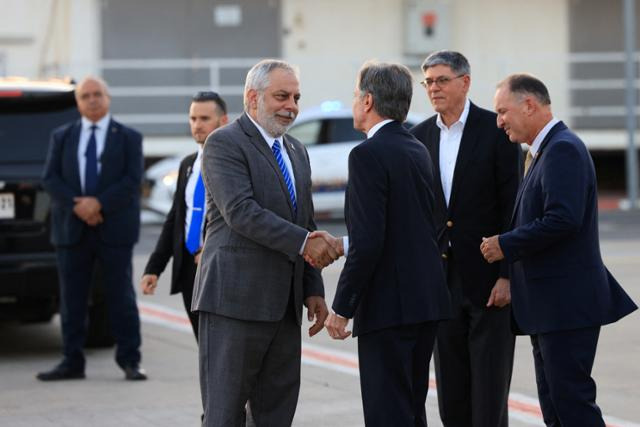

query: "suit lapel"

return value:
[98, 120, 120, 189]
[239, 114, 297, 218]
[448, 103, 480, 213]
[69, 121, 82, 193]
[424, 124, 447, 209]
[282, 135, 305, 223]
[509, 121, 567, 225]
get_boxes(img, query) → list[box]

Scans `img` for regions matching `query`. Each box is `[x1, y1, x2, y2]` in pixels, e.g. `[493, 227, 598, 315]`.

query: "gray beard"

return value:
[257, 97, 295, 137]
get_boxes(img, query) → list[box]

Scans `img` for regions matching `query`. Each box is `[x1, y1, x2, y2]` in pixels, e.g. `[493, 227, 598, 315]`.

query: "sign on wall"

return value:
[405, 0, 452, 55]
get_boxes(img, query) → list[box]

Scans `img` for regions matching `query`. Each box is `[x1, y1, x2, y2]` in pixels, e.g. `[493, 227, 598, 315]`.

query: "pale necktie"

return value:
[524, 150, 534, 177]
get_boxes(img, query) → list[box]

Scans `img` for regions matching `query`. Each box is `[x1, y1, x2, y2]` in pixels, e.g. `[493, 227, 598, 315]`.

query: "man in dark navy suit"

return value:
[323, 61, 451, 427]
[482, 73, 637, 426]
[40, 77, 147, 381]
[140, 92, 228, 339]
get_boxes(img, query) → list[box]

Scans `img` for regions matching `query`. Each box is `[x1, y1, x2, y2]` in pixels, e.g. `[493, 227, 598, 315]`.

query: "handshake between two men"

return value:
[302, 230, 344, 268]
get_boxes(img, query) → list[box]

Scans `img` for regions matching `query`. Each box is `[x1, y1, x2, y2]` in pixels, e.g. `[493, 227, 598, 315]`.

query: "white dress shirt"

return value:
[77, 114, 111, 193]
[184, 146, 206, 250]
[529, 117, 560, 158]
[436, 98, 470, 206]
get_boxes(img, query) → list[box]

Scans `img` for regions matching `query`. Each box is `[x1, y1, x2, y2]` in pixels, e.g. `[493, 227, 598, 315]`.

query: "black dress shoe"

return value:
[124, 365, 147, 380]
[36, 364, 85, 381]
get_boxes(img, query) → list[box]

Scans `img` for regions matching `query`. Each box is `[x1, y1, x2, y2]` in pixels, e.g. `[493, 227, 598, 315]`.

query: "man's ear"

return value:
[247, 89, 258, 111]
[524, 96, 537, 116]
[220, 114, 229, 126]
[363, 92, 374, 113]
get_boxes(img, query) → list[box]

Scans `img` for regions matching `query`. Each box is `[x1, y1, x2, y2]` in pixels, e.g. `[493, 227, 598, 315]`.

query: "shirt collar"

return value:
[436, 98, 470, 131]
[367, 119, 394, 138]
[529, 117, 560, 157]
[247, 112, 283, 148]
[81, 113, 111, 131]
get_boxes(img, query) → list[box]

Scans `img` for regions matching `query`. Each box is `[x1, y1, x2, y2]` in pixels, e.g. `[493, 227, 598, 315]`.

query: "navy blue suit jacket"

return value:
[332, 121, 452, 337]
[43, 118, 143, 247]
[499, 121, 636, 334]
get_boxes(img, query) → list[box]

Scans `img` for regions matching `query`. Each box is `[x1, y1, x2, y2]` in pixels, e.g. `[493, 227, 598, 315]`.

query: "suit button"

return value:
[441, 253, 448, 259]
[446, 220, 453, 228]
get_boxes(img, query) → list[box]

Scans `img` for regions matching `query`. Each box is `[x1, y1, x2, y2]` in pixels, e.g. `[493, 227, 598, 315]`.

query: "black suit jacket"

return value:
[500, 122, 637, 334]
[43, 118, 143, 247]
[144, 152, 200, 294]
[332, 121, 452, 337]
[410, 102, 522, 306]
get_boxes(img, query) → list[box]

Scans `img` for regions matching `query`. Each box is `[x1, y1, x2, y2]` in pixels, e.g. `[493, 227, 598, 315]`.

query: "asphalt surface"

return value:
[1, 211, 639, 426]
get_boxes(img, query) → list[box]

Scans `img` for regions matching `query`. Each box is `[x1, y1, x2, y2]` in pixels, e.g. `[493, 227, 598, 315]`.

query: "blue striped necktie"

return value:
[186, 172, 205, 254]
[84, 124, 98, 195]
[272, 139, 297, 213]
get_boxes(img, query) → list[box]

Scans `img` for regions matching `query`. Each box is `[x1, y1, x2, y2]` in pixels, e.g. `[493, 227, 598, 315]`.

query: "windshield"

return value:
[0, 106, 79, 164]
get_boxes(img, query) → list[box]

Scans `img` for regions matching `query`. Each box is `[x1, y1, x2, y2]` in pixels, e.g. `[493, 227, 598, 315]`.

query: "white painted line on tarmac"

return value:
[138, 300, 639, 427]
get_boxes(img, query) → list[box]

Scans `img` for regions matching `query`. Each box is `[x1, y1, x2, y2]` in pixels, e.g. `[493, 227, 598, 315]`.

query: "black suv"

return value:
[0, 79, 111, 345]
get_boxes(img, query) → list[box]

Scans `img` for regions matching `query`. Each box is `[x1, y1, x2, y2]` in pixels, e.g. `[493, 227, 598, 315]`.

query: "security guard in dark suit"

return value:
[140, 92, 228, 339]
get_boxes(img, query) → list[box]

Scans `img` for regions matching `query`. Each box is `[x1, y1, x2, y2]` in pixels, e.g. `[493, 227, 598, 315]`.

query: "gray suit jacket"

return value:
[192, 113, 324, 323]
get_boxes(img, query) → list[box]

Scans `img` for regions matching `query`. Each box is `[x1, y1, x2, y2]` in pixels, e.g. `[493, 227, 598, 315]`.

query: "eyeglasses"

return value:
[419, 74, 465, 88]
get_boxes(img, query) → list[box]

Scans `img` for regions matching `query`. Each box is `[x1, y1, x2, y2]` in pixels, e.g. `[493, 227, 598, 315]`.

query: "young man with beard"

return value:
[140, 92, 228, 339]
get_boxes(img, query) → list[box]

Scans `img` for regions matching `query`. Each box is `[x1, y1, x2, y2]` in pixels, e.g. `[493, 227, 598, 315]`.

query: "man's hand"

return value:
[84, 212, 104, 227]
[481, 235, 504, 263]
[324, 312, 351, 340]
[486, 277, 511, 308]
[309, 230, 344, 256]
[73, 197, 102, 225]
[303, 231, 340, 268]
[304, 296, 329, 337]
[140, 274, 159, 295]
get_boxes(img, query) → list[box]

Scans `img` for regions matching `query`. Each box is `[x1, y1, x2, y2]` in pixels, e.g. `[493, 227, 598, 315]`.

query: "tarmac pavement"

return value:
[0, 211, 638, 426]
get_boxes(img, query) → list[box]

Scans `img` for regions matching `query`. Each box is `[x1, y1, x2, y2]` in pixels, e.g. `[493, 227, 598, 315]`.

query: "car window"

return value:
[325, 118, 365, 143]
[288, 120, 322, 146]
[0, 105, 79, 164]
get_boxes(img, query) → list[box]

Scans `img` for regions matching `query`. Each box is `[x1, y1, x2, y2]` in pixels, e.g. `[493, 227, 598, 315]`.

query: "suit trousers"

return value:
[357, 321, 438, 427]
[531, 326, 604, 427]
[198, 295, 300, 427]
[55, 227, 141, 370]
[434, 252, 515, 427]
[178, 247, 199, 339]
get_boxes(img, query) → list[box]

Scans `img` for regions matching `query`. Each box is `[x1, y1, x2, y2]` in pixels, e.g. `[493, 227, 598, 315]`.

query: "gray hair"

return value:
[497, 73, 551, 105]
[357, 61, 413, 122]
[243, 59, 299, 110]
[421, 50, 470, 76]
[76, 75, 110, 96]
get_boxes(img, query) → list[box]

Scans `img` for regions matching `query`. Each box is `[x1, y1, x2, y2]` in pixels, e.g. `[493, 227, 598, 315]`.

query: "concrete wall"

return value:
[0, 0, 98, 79]
[283, 0, 568, 121]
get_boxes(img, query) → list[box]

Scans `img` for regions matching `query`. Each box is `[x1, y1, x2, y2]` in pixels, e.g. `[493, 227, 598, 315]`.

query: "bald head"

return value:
[75, 76, 111, 122]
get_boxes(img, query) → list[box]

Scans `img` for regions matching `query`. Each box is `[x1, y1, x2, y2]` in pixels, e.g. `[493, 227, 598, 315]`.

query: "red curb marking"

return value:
[139, 304, 191, 325]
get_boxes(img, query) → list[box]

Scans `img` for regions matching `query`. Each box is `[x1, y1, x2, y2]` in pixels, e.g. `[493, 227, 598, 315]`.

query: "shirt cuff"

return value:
[342, 236, 349, 257]
[332, 309, 347, 319]
[299, 232, 310, 255]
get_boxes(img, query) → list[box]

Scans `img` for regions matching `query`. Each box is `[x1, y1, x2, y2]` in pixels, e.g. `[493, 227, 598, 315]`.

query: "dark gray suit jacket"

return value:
[192, 113, 324, 323]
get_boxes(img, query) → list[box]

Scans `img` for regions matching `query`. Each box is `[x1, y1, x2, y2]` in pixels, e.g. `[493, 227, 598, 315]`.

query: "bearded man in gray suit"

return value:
[192, 59, 335, 426]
